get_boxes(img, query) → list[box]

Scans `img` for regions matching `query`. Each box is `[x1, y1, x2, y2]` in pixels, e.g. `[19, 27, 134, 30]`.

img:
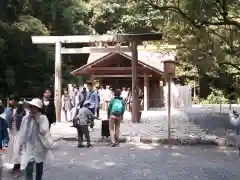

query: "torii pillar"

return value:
[131, 40, 140, 123]
[54, 41, 62, 121]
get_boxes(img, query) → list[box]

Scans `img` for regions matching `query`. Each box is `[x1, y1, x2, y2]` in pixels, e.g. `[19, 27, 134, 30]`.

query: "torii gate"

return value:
[31, 33, 162, 122]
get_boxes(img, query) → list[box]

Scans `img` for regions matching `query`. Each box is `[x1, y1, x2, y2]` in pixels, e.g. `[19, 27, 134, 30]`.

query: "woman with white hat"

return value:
[19, 98, 50, 180]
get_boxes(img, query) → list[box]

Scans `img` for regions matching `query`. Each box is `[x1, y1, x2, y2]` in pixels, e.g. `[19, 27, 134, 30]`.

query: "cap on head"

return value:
[114, 89, 121, 97]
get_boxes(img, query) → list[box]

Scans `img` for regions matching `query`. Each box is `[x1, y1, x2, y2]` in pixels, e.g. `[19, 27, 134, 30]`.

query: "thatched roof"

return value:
[87, 51, 176, 72]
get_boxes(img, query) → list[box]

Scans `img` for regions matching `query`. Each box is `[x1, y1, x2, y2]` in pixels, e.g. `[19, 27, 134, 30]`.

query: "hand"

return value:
[1, 147, 7, 153]
[19, 145, 23, 154]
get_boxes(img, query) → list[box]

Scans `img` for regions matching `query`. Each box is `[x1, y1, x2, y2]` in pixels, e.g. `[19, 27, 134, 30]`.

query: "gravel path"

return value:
[3, 141, 240, 180]
[50, 105, 239, 142]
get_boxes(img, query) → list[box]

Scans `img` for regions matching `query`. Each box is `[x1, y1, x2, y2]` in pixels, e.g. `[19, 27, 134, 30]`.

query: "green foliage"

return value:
[0, 0, 91, 97]
[200, 89, 228, 104]
[1, 0, 240, 101]
[143, 0, 240, 99]
[89, 0, 163, 34]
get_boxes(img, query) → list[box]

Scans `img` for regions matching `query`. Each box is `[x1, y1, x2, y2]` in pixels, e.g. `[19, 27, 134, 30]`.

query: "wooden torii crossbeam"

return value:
[31, 33, 162, 122]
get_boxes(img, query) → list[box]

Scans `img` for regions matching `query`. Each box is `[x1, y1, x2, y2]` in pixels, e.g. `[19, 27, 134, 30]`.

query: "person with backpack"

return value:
[107, 89, 125, 147]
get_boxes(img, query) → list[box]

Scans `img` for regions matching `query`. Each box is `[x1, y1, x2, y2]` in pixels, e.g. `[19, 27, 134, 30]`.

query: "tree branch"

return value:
[145, 0, 240, 29]
[220, 62, 240, 71]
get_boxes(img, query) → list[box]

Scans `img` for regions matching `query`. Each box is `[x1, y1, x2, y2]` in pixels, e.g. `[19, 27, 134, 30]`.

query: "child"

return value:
[0, 103, 9, 179]
[73, 101, 98, 148]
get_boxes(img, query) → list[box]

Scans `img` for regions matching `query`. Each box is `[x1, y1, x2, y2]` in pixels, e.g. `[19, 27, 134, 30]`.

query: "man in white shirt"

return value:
[103, 85, 112, 110]
[121, 87, 128, 102]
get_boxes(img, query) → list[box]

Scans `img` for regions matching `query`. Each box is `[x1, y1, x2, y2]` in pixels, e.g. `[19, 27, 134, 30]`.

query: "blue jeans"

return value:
[25, 161, 43, 180]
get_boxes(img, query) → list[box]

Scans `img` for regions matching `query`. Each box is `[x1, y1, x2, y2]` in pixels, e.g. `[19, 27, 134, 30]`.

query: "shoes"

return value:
[78, 144, 85, 148]
[110, 143, 118, 147]
[13, 169, 21, 179]
[87, 144, 92, 148]
[78, 144, 93, 148]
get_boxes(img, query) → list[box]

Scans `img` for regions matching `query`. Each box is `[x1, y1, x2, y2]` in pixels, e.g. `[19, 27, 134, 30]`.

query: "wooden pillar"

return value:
[131, 41, 139, 122]
[91, 75, 95, 86]
[54, 41, 62, 122]
[143, 73, 149, 111]
[159, 80, 164, 106]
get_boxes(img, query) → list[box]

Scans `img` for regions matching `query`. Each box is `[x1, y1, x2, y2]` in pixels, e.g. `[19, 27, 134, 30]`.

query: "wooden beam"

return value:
[91, 75, 152, 78]
[31, 33, 162, 44]
[61, 47, 131, 54]
[85, 67, 146, 71]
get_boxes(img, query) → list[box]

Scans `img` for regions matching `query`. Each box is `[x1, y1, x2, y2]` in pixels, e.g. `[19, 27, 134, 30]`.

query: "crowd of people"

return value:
[61, 83, 144, 123]
[1, 80, 237, 178]
[0, 89, 56, 180]
[0, 82, 144, 180]
[63, 82, 130, 147]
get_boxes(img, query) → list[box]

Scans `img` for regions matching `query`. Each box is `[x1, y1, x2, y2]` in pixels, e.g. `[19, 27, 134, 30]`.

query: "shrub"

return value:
[200, 89, 228, 104]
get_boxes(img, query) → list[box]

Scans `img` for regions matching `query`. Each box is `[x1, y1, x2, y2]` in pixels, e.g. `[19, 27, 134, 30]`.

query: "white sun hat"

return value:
[25, 98, 43, 109]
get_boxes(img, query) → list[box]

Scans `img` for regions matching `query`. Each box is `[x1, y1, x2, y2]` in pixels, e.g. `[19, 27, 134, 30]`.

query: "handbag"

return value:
[38, 131, 53, 149]
[73, 118, 80, 127]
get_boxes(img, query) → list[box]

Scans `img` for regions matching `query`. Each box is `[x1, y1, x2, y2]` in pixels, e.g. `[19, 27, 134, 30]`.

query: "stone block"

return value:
[225, 138, 236, 147]
[215, 138, 226, 146]
[119, 137, 127, 143]
[125, 136, 132, 143]
[131, 136, 141, 143]
[140, 137, 153, 144]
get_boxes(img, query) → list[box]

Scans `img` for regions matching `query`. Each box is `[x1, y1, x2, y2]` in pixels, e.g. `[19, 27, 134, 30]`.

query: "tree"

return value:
[0, 0, 90, 97]
[89, 0, 163, 34]
[141, 0, 240, 98]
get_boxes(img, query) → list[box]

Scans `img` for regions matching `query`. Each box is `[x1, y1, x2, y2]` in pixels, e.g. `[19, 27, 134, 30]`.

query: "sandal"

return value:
[110, 143, 117, 147]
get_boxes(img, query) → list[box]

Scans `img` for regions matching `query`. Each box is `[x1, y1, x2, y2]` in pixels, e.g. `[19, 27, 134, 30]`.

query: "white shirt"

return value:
[103, 89, 112, 101]
[121, 90, 128, 99]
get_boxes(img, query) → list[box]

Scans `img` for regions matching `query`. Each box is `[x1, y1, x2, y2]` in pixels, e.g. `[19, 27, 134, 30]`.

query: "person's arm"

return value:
[94, 92, 99, 112]
[85, 109, 98, 119]
[73, 107, 79, 120]
[38, 115, 50, 135]
[18, 115, 27, 146]
[51, 102, 56, 123]
[107, 99, 114, 118]
[121, 99, 125, 116]
[5, 107, 12, 127]
[1, 119, 9, 148]
[61, 95, 64, 110]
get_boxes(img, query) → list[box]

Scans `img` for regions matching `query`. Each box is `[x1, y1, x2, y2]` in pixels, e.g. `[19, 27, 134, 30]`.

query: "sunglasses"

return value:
[29, 105, 37, 109]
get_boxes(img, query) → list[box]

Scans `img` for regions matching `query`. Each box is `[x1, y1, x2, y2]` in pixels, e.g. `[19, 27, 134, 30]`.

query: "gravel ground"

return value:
[3, 141, 240, 180]
[50, 105, 239, 141]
